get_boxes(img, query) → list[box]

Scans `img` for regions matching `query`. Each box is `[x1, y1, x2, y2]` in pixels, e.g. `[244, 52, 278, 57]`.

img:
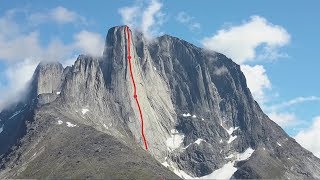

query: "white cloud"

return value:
[268, 112, 299, 128]
[176, 11, 201, 32]
[50, 6, 84, 24]
[0, 29, 75, 63]
[0, 11, 20, 37]
[73, 30, 104, 56]
[28, 6, 87, 25]
[268, 96, 320, 111]
[141, 0, 163, 38]
[44, 39, 75, 61]
[264, 96, 320, 130]
[0, 58, 39, 110]
[0, 31, 42, 61]
[202, 16, 290, 64]
[241, 65, 271, 103]
[295, 116, 320, 158]
[189, 22, 201, 32]
[28, 12, 47, 25]
[0, 8, 103, 62]
[118, 0, 166, 39]
[4, 59, 39, 93]
[176, 12, 192, 24]
[201, 16, 290, 106]
[0, 8, 103, 111]
[62, 55, 78, 67]
[0, 7, 86, 63]
[118, 6, 140, 28]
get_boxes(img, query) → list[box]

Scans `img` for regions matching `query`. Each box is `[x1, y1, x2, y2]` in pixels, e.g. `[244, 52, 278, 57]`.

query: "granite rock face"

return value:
[0, 26, 320, 179]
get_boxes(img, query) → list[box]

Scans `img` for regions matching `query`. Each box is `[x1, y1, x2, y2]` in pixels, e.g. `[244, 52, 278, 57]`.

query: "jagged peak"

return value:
[104, 25, 196, 51]
[105, 25, 129, 43]
[73, 54, 100, 71]
[36, 61, 63, 71]
[29, 61, 64, 96]
[107, 25, 128, 33]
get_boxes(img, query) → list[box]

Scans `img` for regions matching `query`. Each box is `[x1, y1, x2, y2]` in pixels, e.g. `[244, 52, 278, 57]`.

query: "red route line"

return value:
[125, 26, 148, 150]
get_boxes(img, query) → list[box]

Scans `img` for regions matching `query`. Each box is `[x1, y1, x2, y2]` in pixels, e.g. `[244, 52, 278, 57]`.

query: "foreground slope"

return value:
[0, 26, 320, 179]
[1, 107, 178, 179]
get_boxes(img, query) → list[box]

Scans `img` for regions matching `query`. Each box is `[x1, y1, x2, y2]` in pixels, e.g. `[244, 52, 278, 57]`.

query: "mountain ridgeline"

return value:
[0, 26, 320, 179]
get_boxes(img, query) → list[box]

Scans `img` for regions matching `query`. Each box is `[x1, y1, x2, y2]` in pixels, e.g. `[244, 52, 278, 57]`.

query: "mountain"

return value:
[0, 25, 320, 179]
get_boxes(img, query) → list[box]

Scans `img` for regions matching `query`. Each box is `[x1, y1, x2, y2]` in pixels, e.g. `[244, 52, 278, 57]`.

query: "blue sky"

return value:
[0, 0, 320, 157]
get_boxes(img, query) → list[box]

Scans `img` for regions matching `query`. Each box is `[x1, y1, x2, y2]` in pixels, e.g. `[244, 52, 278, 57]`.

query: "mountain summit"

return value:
[0, 26, 320, 179]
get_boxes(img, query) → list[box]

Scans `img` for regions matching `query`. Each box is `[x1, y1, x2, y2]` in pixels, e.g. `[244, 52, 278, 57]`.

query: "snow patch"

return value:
[161, 160, 193, 179]
[57, 120, 63, 125]
[237, 147, 255, 161]
[195, 138, 205, 145]
[228, 135, 237, 144]
[224, 148, 255, 161]
[166, 129, 184, 151]
[182, 113, 191, 117]
[200, 162, 237, 179]
[9, 110, 23, 119]
[173, 168, 193, 179]
[226, 126, 239, 135]
[170, 129, 179, 134]
[225, 154, 234, 159]
[103, 124, 108, 129]
[66, 122, 77, 127]
[32, 152, 37, 157]
[81, 108, 89, 115]
[166, 134, 184, 151]
[277, 142, 282, 146]
[182, 113, 197, 118]
[56, 91, 61, 95]
[226, 126, 239, 144]
[161, 161, 169, 168]
[183, 139, 206, 149]
[200, 147, 255, 179]
[0, 124, 4, 134]
[183, 143, 192, 149]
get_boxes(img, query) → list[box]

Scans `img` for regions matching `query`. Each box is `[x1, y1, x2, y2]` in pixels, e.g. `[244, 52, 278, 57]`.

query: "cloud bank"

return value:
[268, 112, 299, 128]
[295, 116, 320, 158]
[118, 0, 166, 39]
[240, 65, 271, 103]
[202, 15, 290, 64]
[28, 6, 87, 25]
[176, 11, 201, 32]
[201, 16, 290, 105]
[0, 7, 104, 111]
[268, 96, 320, 111]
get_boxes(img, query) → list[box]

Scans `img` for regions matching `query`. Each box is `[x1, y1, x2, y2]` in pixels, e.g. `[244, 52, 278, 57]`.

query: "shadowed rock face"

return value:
[0, 26, 320, 179]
